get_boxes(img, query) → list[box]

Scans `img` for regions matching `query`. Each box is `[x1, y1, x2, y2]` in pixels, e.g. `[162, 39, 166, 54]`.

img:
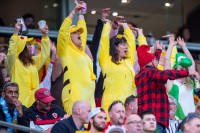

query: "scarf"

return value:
[0, 97, 18, 133]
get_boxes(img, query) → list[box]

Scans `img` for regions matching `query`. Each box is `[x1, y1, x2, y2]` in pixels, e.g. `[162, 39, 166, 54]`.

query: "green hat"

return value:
[173, 53, 192, 69]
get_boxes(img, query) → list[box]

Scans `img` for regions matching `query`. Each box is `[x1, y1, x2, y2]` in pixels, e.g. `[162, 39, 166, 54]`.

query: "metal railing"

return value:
[0, 120, 45, 133]
[0, 26, 200, 52]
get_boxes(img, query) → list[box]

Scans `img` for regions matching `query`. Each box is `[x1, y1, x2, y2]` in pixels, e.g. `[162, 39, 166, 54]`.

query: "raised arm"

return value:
[164, 37, 177, 70]
[6, 22, 22, 75]
[99, 21, 111, 65]
[32, 25, 50, 70]
[134, 28, 147, 46]
[57, 1, 83, 57]
[177, 37, 195, 69]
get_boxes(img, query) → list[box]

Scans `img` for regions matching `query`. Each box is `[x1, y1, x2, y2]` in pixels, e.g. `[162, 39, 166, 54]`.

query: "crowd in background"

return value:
[0, 0, 200, 133]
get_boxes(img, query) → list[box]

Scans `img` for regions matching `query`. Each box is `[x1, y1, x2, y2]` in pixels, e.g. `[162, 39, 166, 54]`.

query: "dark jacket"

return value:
[27, 103, 66, 125]
[51, 115, 84, 133]
[0, 104, 29, 133]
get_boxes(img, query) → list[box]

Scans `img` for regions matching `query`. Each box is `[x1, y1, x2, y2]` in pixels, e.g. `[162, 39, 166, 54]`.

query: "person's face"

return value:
[25, 17, 35, 29]
[169, 98, 177, 117]
[70, 31, 82, 48]
[143, 114, 157, 132]
[92, 112, 107, 131]
[80, 103, 91, 124]
[125, 115, 143, 133]
[185, 118, 200, 133]
[116, 43, 128, 59]
[109, 103, 125, 125]
[2, 86, 19, 105]
[196, 101, 200, 114]
[36, 100, 51, 111]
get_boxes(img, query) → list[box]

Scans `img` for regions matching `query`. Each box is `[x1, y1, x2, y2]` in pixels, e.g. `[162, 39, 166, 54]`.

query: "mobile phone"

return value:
[15, 17, 28, 35]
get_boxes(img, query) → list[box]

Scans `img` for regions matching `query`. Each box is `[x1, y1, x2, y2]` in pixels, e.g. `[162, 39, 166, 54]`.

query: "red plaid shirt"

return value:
[135, 66, 188, 127]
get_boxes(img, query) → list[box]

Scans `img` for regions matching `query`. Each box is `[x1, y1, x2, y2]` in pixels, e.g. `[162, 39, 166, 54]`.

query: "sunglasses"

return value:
[3, 82, 18, 89]
[108, 100, 123, 112]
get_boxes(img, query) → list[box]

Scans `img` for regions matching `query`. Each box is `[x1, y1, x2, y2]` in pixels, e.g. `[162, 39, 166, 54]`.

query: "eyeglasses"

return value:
[108, 100, 123, 112]
[169, 102, 176, 106]
[126, 120, 144, 125]
[3, 82, 18, 90]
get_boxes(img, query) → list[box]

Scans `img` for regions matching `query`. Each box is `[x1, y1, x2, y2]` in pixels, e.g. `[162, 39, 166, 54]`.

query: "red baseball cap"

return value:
[35, 88, 55, 103]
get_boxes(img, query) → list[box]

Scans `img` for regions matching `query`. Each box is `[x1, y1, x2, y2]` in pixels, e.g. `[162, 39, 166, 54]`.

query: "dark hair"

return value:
[2, 82, 18, 92]
[109, 35, 127, 64]
[18, 46, 34, 66]
[124, 95, 137, 108]
[108, 100, 123, 112]
[22, 13, 35, 20]
[140, 110, 155, 119]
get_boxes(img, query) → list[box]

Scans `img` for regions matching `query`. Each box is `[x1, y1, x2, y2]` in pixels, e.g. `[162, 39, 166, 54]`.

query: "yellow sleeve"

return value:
[124, 27, 136, 64]
[77, 19, 87, 50]
[57, 17, 72, 57]
[137, 35, 147, 46]
[170, 46, 178, 69]
[32, 36, 50, 71]
[99, 22, 111, 65]
[6, 34, 19, 75]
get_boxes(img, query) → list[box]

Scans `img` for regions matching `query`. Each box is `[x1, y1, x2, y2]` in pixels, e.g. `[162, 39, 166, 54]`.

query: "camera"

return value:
[15, 17, 28, 35]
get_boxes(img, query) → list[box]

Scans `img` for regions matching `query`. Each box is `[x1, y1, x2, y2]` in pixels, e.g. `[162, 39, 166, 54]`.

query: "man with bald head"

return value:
[125, 114, 143, 133]
[51, 100, 91, 133]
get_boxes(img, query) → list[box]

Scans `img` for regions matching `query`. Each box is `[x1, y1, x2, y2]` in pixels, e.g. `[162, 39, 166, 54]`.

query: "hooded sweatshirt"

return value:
[57, 17, 96, 114]
[6, 34, 50, 107]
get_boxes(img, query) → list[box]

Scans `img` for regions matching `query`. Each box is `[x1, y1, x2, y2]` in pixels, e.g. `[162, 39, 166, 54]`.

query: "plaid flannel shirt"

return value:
[135, 66, 188, 127]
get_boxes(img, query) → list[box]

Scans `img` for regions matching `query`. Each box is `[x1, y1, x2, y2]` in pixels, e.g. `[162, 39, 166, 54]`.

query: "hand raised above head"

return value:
[177, 37, 186, 48]
[39, 25, 49, 36]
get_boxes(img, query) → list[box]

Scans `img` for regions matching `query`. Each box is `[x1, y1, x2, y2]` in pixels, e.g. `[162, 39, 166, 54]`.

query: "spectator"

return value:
[124, 95, 138, 117]
[22, 13, 35, 29]
[124, 114, 143, 133]
[165, 37, 199, 119]
[99, 17, 146, 116]
[140, 111, 157, 133]
[27, 88, 66, 131]
[0, 52, 6, 90]
[181, 112, 200, 133]
[5, 20, 50, 107]
[166, 95, 180, 133]
[135, 34, 196, 132]
[77, 107, 107, 133]
[57, 0, 96, 115]
[0, 82, 28, 133]
[51, 100, 91, 133]
[103, 100, 125, 132]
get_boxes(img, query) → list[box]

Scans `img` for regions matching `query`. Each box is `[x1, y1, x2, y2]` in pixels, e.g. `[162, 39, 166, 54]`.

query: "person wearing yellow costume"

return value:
[99, 19, 147, 114]
[6, 22, 50, 107]
[57, 1, 96, 114]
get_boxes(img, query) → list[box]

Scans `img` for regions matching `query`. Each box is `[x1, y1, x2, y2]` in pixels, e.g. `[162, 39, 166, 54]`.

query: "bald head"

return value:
[72, 100, 91, 114]
[125, 114, 143, 133]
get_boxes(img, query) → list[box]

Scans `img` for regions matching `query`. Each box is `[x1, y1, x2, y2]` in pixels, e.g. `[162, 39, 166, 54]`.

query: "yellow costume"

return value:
[57, 17, 96, 114]
[6, 34, 50, 107]
[99, 22, 146, 113]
